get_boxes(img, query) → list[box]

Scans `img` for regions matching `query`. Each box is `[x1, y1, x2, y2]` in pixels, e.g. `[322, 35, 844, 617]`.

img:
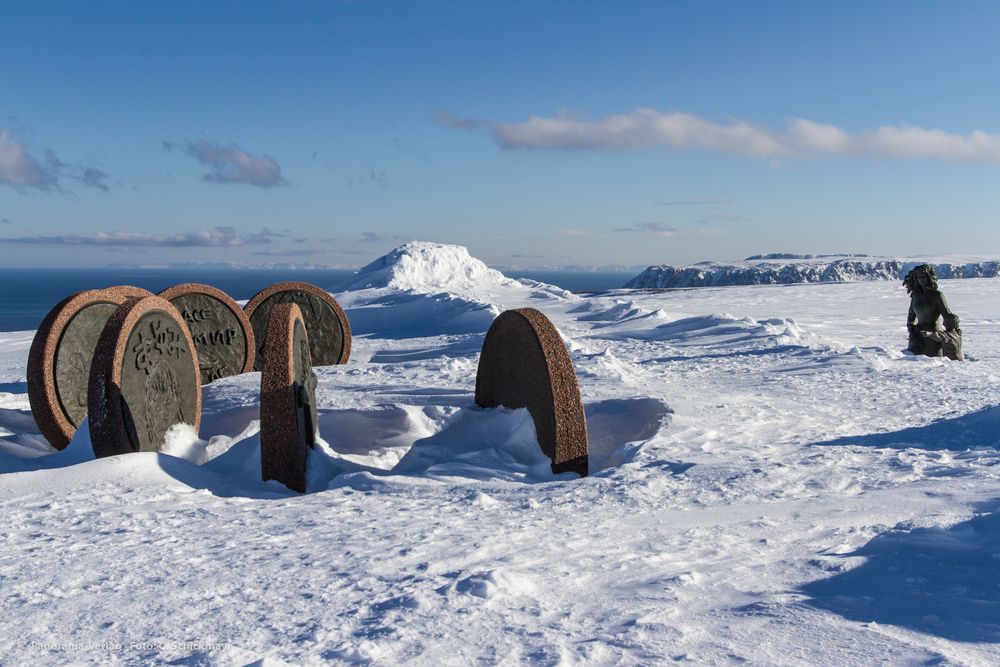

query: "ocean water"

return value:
[0, 268, 632, 332]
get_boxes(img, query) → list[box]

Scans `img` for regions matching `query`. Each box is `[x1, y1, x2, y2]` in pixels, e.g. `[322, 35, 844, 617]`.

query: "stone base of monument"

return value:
[244, 281, 352, 372]
[88, 295, 201, 458]
[158, 283, 256, 384]
[475, 308, 589, 476]
[260, 302, 319, 493]
[27, 285, 154, 450]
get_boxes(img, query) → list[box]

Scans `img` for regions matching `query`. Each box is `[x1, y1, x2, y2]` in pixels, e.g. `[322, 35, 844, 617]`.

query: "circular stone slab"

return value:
[260, 303, 318, 493]
[88, 296, 201, 458]
[158, 283, 255, 384]
[475, 308, 589, 476]
[243, 282, 351, 371]
[27, 285, 153, 450]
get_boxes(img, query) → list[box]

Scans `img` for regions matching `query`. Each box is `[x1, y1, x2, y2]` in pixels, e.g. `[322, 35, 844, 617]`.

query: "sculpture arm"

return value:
[938, 293, 960, 331]
[907, 304, 917, 335]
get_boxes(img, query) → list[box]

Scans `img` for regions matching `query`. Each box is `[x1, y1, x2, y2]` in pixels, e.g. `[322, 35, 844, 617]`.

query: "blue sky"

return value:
[2, 1, 1000, 269]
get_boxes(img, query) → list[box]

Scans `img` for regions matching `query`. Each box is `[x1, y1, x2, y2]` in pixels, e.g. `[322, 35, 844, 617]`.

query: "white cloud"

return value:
[440, 108, 1000, 163]
[0, 129, 56, 189]
[787, 118, 853, 154]
[0, 127, 113, 192]
[480, 108, 787, 156]
[0, 226, 283, 247]
[613, 221, 678, 237]
[165, 139, 287, 188]
[863, 125, 1000, 161]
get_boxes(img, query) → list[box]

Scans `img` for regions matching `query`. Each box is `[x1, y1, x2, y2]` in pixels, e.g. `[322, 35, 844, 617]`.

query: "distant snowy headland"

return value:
[625, 254, 1000, 289]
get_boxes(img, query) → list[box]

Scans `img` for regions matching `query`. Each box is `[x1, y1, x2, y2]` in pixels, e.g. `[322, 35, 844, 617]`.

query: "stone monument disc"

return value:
[88, 296, 201, 458]
[158, 283, 255, 384]
[27, 285, 153, 450]
[260, 303, 318, 493]
[244, 281, 351, 371]
[475, 308, 589, 476]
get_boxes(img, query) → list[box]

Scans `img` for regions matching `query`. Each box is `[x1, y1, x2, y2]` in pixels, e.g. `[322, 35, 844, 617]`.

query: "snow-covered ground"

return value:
[1, 242, 999, 665]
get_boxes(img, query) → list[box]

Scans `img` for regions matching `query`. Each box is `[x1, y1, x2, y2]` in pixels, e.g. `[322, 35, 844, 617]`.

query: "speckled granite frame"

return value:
[88, 296, 201, 458]
[243, 281, 351, 370]
[27, 285, 153, 450]
[475, 308, 589, 476]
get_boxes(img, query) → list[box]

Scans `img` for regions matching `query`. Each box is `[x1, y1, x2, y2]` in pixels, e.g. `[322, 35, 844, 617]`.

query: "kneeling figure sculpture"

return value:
[904, 264, 963, 361]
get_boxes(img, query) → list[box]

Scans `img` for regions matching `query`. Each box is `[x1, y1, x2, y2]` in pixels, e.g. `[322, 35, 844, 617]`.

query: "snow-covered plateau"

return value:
[625, 254, 1000, 288]
[1, 241, 1000, 665]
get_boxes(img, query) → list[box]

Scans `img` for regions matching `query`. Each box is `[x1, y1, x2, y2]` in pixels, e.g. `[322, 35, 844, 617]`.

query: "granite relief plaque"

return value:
[27, 285, 153, 449]
[244, 281, 351, 371]
[159, 283, 255, 384]
[88, 296, 201, 458]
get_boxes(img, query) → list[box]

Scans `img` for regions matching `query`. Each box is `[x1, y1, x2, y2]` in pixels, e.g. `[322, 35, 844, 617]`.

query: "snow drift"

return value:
[3, 248, 1000, 665]
[336, 242, 573, 339]
[340, 241, 522, 296]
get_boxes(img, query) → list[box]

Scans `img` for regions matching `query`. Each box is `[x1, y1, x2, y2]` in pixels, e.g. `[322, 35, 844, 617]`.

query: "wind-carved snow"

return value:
[2, 248, 1000, 664]
[336, 241, 575, 341]
[341, 241, 523, 296]
[626, 254, 1000, 288]
[392, 407, 564, 483]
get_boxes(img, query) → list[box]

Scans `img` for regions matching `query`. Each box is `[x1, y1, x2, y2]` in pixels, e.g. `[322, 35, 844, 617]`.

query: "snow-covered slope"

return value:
[334, 241, 574, 342]
[1, 244, 1000, 665]
[341, 241, 522, 296]
[625, 254, 1000, 288]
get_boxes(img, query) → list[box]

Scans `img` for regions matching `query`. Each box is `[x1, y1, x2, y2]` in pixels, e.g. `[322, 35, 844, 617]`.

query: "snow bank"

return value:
[392, 406, 567, 483]
[341, 290, 499, 339]
[593, 312, 804, 348]
[341, 241, 521, 297]
[336, 242, 574, 339]
[573, 299, 669, 329]
[0, 416, 94, 473]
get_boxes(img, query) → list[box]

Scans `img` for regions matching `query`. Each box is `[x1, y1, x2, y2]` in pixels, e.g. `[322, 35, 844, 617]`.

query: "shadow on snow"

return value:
[814, 405, 1000, 451]
[801, 498, 1000, 643]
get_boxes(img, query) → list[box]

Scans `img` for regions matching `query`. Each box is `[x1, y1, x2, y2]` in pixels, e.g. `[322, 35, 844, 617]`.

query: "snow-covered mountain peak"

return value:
[341, 241, 519, 295]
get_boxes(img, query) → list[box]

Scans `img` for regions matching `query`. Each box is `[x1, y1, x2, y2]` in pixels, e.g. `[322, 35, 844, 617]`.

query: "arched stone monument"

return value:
[27, 285, 153, 449]
[244, 281, 351, 371]
[475, 308, 589, 476]
[88, 296, 201, 458]
[260, 303, 318, 493]
[158, 283, 255, 384]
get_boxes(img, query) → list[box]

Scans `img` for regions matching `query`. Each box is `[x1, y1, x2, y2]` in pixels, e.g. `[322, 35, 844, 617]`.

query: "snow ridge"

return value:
[625, 257, 1000, 288]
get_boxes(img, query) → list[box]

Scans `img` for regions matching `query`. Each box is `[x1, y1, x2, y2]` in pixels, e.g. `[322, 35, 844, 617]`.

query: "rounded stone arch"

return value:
[260, 302, 317, 493]
[27, 285, 153, 450]
[475, 308, 589, 476]
[88, 295, 201, 458]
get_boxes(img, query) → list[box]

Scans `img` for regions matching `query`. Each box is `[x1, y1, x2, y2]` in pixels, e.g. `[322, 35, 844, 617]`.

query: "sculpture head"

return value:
[904, 264, 938, 295]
